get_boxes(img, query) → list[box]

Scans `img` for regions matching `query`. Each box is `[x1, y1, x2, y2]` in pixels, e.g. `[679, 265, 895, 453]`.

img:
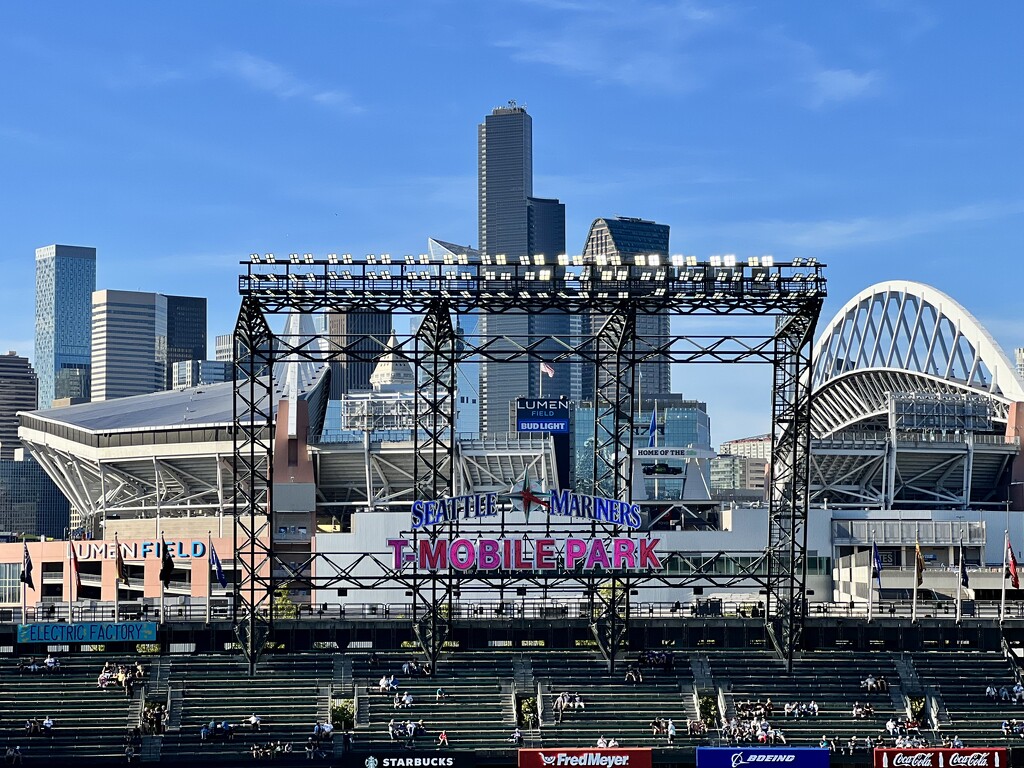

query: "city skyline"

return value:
[2, 2, 1022, 443]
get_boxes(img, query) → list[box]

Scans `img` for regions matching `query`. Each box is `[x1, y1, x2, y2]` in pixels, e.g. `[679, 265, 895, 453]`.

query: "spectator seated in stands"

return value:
[608, 738, 620, 748]
[1000, 686, 1011, 701]
[819, 735, 837, 751]
[221, 721, 234, 740]
[388, 675, 399, 691]
[249, 713, 262, 732]
[437, 731, 449, 748]
[41, 716, 54, 735]
[597, 736, 608, 748]
[625, 665, 643, 685]
[436, 686, 449, 702]
[379, 675, 390, 694]
[988, 685, 999, 701]
[1013, 683, 1024, 703]
[200, 723, 211, 742]
[44, 654, 60, 673]
[5, 746, 24, 765]
[650, 718, 667, 736]
[509, 728, 523, 746]
[861, 675, 877, 692]
[638, 649, 674, 672]
[20, 658, 39, 674]
[852, 702, 875, 719]
[687, 718, 708, 736]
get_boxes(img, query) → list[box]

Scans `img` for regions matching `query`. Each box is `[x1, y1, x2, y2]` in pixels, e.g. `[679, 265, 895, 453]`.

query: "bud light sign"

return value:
[516, 398, 570, 434]
[697, 748, 830, 768]
[874, 750, 1006, 768]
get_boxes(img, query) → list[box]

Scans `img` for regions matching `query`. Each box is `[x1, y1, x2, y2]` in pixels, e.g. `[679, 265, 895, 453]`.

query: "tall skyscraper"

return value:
[579, 217, 672, 400]
[477, 102, 569, 434]
[165, 295, 207, 388]
[91, 290, 168, 401]
[0, 352, 37, 459]
[34, 244, 96, 408]
[327, 310, 393, 399]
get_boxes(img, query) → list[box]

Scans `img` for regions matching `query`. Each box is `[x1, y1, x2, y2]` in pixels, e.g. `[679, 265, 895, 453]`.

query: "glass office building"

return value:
[477, 103, 569, 434]
[34, 244, 97, 408]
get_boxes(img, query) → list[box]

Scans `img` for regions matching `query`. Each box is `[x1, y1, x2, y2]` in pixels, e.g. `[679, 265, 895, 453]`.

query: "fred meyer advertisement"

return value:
[519, 750, 652, 768]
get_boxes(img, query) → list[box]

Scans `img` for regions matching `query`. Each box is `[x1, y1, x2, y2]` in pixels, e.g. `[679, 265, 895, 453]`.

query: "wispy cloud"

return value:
[215, 52, 363, 114]
[807, 68, 879, 107]
[496, 0, 721, 91]
[710, 200, 1024, 251]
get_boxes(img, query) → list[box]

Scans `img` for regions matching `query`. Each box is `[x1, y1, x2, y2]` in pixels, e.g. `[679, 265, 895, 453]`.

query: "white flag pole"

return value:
[912, 543, 920, 624]
[955, 534, 964, 624]
[1001, 530, 1009, 625]
[206, 532, 213, 625]
[868, 536, 875, 623]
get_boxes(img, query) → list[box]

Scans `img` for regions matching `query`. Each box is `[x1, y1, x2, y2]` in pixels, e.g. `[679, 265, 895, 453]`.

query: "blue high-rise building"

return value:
[34, 244, 97, 408]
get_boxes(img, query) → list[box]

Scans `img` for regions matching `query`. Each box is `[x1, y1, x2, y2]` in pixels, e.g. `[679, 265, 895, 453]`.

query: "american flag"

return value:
[540, 362, 555, 378]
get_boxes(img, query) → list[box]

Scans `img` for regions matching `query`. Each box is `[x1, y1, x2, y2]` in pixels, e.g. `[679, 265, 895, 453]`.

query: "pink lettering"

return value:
[584, 539, 611, 570]
[418, 539, 448, 570]
[478, 539, 500, 570]
[638, 538, 662, 569]
[565, 538, 587, 569]
[535, 539, 556, 570]
[387, 539, 411, 569]
[449, 539, 475, 570]
[612, 539, 637, 569]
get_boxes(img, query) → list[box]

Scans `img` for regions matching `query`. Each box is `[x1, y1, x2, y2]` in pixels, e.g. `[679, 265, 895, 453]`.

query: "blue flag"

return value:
[871, 542, 883, 590]
[210, 542, 228, 588]
[648, 410, 658, 448]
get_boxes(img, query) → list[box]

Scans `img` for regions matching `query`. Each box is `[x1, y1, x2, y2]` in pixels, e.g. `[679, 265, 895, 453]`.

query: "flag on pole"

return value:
[114, 535, 130, 585]
[209, 541, 228, 589]
[648, 409, 658, 448]
[70, 544, 82, 592]
[872, 542, 884, 590]
[959, 541, 970, 589]
[914, 541, 925, 587]
[1008, 535, 1020, 590]
[20, 543, 34, 591]
[160, 537, 175, 588]
[540, 362, 555, 378]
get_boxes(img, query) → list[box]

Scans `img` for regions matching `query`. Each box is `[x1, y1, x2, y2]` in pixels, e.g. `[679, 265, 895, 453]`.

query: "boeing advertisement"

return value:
[697, 748, 831, 768]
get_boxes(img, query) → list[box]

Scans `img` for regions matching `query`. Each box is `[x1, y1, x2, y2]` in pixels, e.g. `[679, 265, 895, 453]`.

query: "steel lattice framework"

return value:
[233, 253, 825, 672]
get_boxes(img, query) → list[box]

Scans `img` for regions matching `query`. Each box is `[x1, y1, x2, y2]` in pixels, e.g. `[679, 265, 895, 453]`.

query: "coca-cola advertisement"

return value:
[874, 749, 1007, 768]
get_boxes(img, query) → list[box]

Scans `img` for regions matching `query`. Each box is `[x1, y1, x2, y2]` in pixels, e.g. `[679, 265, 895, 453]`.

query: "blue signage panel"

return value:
[516, 398, 570, 434]
[17, 622, 158, 644]
[697, 748, 830, 768]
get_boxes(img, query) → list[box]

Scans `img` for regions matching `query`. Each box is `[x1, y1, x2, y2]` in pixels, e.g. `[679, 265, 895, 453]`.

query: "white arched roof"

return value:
[811, 280, 1024, 435]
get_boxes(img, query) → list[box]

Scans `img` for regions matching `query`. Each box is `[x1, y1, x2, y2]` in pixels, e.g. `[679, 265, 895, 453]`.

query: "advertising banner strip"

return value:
[17, 622, 158, 644]
[697, 748, 831, 768]
[874, 749, 1007, 768]
[519, 749, 652, 768]
[343, 752, 476, 768]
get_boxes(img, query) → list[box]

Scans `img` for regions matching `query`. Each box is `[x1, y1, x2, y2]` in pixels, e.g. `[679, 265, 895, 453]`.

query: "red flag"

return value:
[70, 544, 82, 592]
[1009, 536, 1019, 590]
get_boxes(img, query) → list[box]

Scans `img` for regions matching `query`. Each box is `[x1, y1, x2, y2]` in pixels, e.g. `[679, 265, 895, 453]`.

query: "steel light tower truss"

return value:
[233, 253, 825, 672]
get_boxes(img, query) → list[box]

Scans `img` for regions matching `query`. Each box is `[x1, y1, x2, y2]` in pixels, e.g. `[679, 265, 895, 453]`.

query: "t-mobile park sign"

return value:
[392, 489, 663, 573]
[875, 750, 1007, 768]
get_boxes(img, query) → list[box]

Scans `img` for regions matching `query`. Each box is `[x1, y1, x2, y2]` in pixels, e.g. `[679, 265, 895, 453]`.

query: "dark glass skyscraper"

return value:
[165, 295, 207, 388]
[327, 310, 393, 399]
[34, 244, 96, 408]
[477, 102, 569, 435]
[579, 217, 672, 400]
[0, 352, 37, 459]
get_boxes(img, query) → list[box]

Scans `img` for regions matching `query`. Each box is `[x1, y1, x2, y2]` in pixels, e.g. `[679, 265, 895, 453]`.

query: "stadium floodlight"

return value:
[418, 253, 430, 264]
[538, 269, 552, 281]
[327, 270, 338, 280]
[481, 254, 492, 265]
[558, 254, 570, 266]
[342, 253, 353, 264]
[596, 254, 608, 266]
[710, 255, 722, 267]
[404, 255, 416, 264]
[671, 254, 685, 267]
[610, 254, 622, 266]
[367, 271, 378, 280]
[762, 255, 773, 267]
[601, 269, 614, 281]
[249, 253, 260, 263]
[457, 253, 468, 265]
[303, 253, 314, 264]
[686, 255, 698, 267]
[656, 269, 667, 280]
[792, 256, 804, 266]
[635, 254, 648, 266]
[483, 270, 496, 280]
[264, 253, 276, 263]
[341, 270, 352, 279]
[724, 254, 736, 267]
[524, 270, 536, 280]
[328, 253, 339, 264]
[367, 254, 378, 264]
[806, 257, 818, 266]
[747, 256, 759, 267]
[648, 254, 661, 267]
[533, 254, 545, 265]
[289, 253, 300, 264]
[572, 255, 584, 266]
[500, 272, 513, 280]
[442, 253, 454, 265]
[496, 254, 507, 265]
[444, 270, 456, 280]
[640, 271, 652, 281]
[616, 268, 628, 280]
[381, 254, 392, 264]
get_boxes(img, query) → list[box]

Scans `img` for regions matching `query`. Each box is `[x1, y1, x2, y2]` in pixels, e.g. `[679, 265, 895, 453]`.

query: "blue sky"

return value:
[1, 1, 1022, 444]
